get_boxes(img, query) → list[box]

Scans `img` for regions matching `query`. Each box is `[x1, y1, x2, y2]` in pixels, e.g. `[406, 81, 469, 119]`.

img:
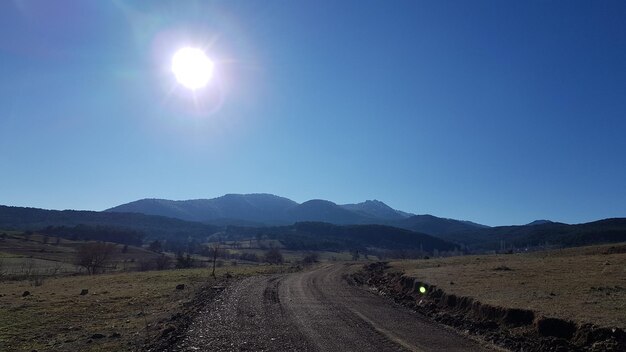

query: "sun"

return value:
[171, 47, 214, 90]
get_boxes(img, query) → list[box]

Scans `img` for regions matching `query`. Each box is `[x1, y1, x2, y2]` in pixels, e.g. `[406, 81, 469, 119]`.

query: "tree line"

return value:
[40, 225, 144, 246]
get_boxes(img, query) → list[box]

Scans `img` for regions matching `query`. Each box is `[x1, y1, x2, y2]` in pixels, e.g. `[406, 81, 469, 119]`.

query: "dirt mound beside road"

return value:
[357, 262, 626, 352]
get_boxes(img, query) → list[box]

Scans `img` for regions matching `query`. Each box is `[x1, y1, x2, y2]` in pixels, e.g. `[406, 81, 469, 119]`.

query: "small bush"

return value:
[30, 274, 45, 287]
[302, 252, 319, 264]
[240, 252, 259, 262]
[137, 260, 153, 271]
[155, 255, 171, 270]
[175, 254, 194, 269]
[264, 248, 283, 265]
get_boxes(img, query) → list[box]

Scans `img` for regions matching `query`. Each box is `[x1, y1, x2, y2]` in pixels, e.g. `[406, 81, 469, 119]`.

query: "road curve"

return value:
[174, 263, 497, 351]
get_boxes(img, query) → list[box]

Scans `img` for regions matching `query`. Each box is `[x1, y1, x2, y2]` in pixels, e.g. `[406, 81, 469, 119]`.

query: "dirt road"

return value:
[173, 263, 497, 351]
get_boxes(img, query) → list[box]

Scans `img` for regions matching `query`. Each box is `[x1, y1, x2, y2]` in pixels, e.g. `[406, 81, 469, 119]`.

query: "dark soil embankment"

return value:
[352, 262, 625, 352]
[143, 279, 230, 352]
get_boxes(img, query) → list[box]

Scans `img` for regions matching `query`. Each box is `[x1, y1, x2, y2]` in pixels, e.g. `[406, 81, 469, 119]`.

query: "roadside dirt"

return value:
[353, 262, 626, 352]
[167, 263, 498, 351]
[144, 279, 231, 352]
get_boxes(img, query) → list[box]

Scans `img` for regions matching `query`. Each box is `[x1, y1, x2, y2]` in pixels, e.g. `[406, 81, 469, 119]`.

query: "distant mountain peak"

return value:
[302, 199, 337, 205]
[340, 199, 411, 220]
[364, 199, 383, 204]
[526, 219, 554, 226]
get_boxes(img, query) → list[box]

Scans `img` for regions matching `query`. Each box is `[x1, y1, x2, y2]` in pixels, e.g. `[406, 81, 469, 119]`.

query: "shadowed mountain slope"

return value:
[0, 205, 219, 240]
[224, 221, 458, 252]
[341, 199, 413, 220]
[2, 205, 625, 251]
[107, 194, 420, 226]
[392, 214, 489, 237]
[284, 199, 370, 225]
[106, 194, 298, 224]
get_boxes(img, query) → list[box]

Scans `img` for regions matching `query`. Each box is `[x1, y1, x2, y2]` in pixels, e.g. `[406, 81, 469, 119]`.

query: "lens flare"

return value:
[171, 47, 214, 90]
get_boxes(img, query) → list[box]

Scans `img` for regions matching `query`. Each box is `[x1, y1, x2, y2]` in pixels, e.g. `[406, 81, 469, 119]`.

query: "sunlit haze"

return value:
[171, 47, 214, 90]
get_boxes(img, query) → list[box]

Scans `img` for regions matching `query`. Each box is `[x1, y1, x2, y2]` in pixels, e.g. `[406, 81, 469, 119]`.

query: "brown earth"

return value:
[391, 243, 626, 329]
[361, 265, 624, 351]
[171, 263, 498, 351]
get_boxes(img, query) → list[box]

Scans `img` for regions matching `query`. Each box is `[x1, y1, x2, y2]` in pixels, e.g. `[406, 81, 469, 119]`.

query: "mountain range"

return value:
[1, 196, 625, 251]
[105, 193, 487, 235]
[103, 194, 626, 250]
[0, 204, 457, 253]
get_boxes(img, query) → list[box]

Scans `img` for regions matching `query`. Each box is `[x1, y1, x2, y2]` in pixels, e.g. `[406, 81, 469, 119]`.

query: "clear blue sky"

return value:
[1, 0, 625, 226]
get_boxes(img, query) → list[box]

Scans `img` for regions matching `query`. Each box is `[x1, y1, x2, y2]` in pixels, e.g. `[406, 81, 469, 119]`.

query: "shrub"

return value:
[175, 253, 194, 269]
[302, 252, 319, 264]
[240, 252, 259, 262]
[155, 254, 171, 270]
[264, 248, 283, 265]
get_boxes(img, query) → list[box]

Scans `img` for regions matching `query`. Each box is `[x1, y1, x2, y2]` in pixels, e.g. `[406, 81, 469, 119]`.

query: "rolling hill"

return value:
[4, 202, 624, 253]
[391, 214, 489, 237]
[0, 205, 219, 241]
[223, 221, 458, 252]
[0, 205, 458, 252]
[424, 218, 626, 251]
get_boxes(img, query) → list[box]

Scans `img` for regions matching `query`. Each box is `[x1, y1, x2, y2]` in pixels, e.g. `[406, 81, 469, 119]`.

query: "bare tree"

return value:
[210, 243, 219, 279]
[50, 261, 64, 276]
[155, 254, 171, 270]
[74, 242, 117, 275]
[148, 240, 162, 253]
[0, 259, 6, 281]
[21, 258, 36, 278]
[137, 260, 153, 271]
[351, 250, 360, 261]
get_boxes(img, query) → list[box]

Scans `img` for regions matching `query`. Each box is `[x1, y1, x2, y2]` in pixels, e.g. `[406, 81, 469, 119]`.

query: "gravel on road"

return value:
[174, 263, 498, 352]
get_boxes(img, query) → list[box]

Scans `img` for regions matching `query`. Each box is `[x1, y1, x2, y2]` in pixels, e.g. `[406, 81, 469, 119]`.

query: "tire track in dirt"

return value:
[175, 264, 498, 351]
[173, 275, 313, 351]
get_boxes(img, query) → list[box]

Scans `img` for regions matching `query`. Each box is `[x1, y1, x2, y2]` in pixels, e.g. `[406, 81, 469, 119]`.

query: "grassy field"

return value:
[0, 230, 377, 351]
[0, 233, 164, 276]
[224, 247, 360, 262]
[204, 239, 370, 262]
[0, 264, 287, 352]
[0, 231, 293, 351]
[390, 243, 626, 328]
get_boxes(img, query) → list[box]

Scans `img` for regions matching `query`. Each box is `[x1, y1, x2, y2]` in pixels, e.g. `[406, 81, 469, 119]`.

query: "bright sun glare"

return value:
[171, 47, 214, 90]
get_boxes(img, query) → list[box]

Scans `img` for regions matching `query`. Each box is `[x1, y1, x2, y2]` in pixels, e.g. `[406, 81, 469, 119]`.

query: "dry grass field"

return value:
[225, 248, 359, 262]
[204, 239, 371, 262]
[0, 264, 286, 352]
[0, 233, 164, 276]
[0, 231, 292, 351]
[391, 243, 626, 329]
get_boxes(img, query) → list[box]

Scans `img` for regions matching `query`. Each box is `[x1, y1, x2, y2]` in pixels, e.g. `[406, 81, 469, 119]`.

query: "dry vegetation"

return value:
[204, 239, 371, 262]
[0, 233, 162, 276]
[390, 243, 626, 329]
[0, 262, 286, 352]
[0, 231, 291, 351]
